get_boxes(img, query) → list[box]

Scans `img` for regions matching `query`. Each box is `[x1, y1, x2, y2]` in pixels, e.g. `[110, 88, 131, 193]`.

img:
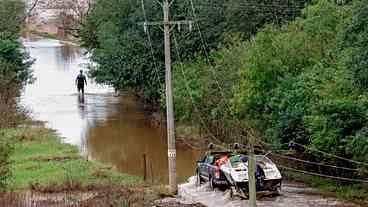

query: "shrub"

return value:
[0, 132, 12, 191]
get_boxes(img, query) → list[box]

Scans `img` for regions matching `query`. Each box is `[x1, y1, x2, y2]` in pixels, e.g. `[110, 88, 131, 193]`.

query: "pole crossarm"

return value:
[139, 20, 193, 25]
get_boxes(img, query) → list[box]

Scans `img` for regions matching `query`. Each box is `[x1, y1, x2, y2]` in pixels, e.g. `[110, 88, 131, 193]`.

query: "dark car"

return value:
[195, 152, 230, 189]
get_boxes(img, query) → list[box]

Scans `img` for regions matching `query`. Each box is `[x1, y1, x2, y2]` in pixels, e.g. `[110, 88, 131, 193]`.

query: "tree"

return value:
[232, 0, 368, 163]
[0, 0, 25, 39]
[0, 0, 33, 126]
[80, 0, 308, 103]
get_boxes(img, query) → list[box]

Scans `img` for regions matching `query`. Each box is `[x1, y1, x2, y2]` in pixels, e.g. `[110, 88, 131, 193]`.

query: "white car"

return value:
[219, 154, 282, 198]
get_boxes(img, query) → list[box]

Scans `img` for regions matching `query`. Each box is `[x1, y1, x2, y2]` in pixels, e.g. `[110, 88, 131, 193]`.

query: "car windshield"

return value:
[256, 155, 275, 168]
[229, 155, 248, 168]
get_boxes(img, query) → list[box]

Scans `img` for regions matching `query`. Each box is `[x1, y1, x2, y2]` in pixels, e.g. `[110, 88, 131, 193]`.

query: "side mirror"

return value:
[233, 143, 240, 150]
[208, 143, 215, 150]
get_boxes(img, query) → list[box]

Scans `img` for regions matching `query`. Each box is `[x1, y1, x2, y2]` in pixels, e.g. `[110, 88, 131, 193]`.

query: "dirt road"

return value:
[178, 177, 359, 207]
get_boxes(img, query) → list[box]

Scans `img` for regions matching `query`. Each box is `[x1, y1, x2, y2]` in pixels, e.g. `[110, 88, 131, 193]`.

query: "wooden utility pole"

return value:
[248, 133, 257, 207]
[140, 0, 192, 194]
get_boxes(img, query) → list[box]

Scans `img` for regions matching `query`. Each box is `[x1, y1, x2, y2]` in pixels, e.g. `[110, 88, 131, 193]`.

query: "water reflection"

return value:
[21, 35, 201, 184]
[56, 46, 82, 71]
[77, 94, 86, 119]
[85, 96, 203, 183]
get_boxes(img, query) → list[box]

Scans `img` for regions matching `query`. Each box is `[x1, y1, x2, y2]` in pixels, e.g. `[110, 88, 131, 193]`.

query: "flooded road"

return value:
[178, 177, 358, 207]
[21, 36, 202, 183]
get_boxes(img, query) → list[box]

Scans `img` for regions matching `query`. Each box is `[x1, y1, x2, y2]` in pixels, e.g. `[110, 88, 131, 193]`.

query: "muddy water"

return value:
[21, 36, 202, 183]
[178, 177, 358, 207]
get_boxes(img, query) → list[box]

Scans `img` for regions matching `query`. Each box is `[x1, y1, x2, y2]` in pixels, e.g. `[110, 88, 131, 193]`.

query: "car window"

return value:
[205, 156, 214, 164]
[197, 156, 206, 163]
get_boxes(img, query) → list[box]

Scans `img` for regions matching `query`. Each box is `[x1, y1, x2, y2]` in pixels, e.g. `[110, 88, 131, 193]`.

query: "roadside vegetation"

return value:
[2, 128, 141, 191]
[0, 0, 32, 192]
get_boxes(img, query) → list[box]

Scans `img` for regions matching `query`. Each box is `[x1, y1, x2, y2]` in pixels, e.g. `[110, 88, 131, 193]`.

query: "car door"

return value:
[197, 155, 206, 176]
[203, 155, 214, 179]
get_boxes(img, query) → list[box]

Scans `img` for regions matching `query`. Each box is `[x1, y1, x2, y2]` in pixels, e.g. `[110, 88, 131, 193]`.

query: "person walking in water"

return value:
[76, 70, 87, 94]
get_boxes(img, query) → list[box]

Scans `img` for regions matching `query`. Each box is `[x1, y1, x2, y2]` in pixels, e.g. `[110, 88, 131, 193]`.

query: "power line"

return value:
[197, 2, 304, 10]
[172, 32, 227, 147]
[141, 0, 162, 86]
[189, 0, 240, 122]
[197, 0, 306, 8]
[290, 141, 368, 167]
[270, 152, 364, 172]
[259, 139, 368, 168]
[279, 165, 368, 183]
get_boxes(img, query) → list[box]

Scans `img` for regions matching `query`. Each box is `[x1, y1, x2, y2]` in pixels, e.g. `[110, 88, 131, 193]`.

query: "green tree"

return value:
[80, 0, 308, 103]
[172, 40, 246, 141]
[0, 0, 25, 39]
[233, 0, 365, 160]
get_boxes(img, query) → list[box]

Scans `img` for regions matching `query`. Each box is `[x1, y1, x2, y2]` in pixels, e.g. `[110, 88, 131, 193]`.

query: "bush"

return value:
[0, 0, 33, 128]
[0, 133, 12, 191]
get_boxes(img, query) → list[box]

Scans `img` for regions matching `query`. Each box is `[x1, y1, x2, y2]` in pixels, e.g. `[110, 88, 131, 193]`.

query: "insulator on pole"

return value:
[144, 22, 148, 34]
[189, 22, 193, 32]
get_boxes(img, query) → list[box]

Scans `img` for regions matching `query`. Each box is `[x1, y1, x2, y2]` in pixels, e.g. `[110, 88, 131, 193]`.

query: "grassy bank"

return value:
[1, 127, 142, 192]
[283, 171, 368, 205]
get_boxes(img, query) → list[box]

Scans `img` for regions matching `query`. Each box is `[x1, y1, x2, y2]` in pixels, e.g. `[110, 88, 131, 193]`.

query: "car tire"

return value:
[272, 186, 281, 196]
[209, 176, 216, 190]
[196, 172, 203, 186]
[229, 187, 234, 200]
[276, 186, 282, 195]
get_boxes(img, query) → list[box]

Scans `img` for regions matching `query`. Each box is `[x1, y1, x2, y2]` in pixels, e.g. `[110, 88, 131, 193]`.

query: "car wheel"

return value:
[196, 172, 203, 186]
[209, 176, 216, 190]
[272, 186, 281, 196]
[275, 186, 282, 195]
[229, 187, 234, 200]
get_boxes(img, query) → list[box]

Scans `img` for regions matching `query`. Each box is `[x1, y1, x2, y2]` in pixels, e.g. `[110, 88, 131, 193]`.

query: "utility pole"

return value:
[163, 0, 176, 194]
[140, 0, 192, 194]
[248, 133, 257, 207]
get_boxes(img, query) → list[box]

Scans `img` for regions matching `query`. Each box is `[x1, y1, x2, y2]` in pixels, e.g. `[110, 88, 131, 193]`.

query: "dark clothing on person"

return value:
[78, 84, 85, 94]
[76, 74, 87, 94]
[76, 74, 87, 85]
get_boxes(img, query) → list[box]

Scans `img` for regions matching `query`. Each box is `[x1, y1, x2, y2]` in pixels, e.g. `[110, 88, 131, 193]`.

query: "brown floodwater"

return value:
[21, 36, 202, 183]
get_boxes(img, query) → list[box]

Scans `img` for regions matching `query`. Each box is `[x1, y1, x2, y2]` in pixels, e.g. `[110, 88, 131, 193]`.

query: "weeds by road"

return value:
[3, 127, 141, 191]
